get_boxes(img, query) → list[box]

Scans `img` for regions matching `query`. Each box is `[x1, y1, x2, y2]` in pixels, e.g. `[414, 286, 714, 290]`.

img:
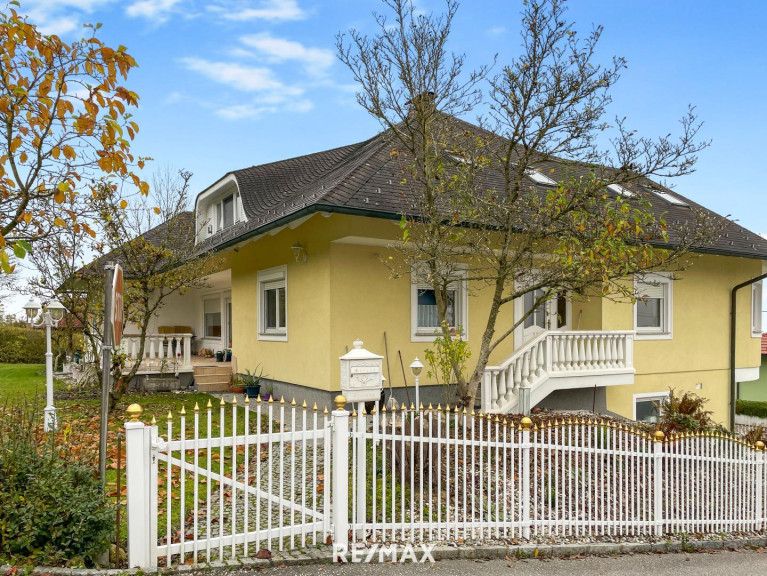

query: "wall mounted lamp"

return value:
[291, 242, 307, 263]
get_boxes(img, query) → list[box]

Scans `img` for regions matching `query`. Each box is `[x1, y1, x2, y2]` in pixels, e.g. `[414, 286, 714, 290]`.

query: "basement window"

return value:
[633, 392, 669, 423]
[258, 265, 287, 341]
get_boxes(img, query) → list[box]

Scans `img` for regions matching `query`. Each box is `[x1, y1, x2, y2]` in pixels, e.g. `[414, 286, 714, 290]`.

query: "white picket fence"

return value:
[124, 397, 331, 568]
[125, 397, 767, 569]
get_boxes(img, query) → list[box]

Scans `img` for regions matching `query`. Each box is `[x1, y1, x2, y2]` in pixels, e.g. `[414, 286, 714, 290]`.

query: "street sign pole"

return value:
[99, 261, 119, 488]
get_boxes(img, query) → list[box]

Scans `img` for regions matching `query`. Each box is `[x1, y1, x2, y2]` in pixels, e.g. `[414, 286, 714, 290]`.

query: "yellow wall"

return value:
[228, 212, 763, 423]
[604, 255, 763, 424]
[230, 216, 333, 389]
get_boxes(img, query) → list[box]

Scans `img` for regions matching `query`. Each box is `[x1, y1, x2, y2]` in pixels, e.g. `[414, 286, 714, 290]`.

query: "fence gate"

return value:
[124, 398, 332, 568]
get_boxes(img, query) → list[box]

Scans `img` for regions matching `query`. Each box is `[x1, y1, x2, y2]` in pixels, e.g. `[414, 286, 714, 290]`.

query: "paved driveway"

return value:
[246, 550, 767, 576]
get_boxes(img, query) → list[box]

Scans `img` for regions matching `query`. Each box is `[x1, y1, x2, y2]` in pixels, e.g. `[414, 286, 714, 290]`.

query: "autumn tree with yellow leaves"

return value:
[0, 5, 147, 274]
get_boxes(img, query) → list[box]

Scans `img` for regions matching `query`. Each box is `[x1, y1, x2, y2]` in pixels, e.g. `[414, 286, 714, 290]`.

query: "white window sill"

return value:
[634, 331, 672, 341]
[258, 332, 287, 342]
[752, 332, 763, 339]
[411, 331, 467, 343]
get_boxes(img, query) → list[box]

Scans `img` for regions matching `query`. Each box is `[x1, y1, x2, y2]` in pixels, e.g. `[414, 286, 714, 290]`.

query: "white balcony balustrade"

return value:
[120, 333, 194, 373]
[481, 330, 635, 414]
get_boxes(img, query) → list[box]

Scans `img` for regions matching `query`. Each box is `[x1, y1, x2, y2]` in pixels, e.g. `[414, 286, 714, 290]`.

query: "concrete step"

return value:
[194, 365, 232, 376]
[194, 373, 231, 385]
[196, 382, 231, 393]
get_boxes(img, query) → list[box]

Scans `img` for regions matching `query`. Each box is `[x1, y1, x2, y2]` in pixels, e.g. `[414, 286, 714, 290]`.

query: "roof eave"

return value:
[206, 206, 767, 262]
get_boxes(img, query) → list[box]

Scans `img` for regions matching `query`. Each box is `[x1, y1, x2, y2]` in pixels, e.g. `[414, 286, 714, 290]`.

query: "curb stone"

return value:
[3, 536, 767, 575]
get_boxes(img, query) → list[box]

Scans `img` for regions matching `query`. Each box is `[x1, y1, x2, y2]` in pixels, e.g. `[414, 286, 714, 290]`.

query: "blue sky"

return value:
[6, 0, 767, 314]
[18, 0, 767, 233]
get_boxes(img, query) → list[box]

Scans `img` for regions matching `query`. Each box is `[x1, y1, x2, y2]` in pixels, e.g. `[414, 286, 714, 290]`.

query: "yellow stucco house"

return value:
[124, 120, 767, 428]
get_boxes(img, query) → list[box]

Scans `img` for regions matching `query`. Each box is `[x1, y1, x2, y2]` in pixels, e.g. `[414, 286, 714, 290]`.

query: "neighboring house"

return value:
[119, 117, 767, 424]
[738, 333, 767, 402]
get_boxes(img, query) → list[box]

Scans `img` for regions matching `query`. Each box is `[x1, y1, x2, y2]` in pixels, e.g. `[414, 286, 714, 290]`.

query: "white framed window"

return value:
[752, 281, 763, 337]
[634, 273, 673, 340]
[410, 264, 468, 342]
[216, 192, 239, 232]
[203, 298, 222, 338]
[633, 391, 670, 423]
[258, 265, 287, 341]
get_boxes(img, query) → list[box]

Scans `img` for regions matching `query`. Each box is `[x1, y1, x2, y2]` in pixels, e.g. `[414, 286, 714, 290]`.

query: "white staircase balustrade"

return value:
[119, 333, 193, 373]
[481, 330, 635, 413]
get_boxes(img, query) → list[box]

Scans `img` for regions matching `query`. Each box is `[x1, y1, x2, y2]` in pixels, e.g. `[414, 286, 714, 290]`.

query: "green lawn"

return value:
[0, 362, 46, 400]
[0, 361, 272, 556]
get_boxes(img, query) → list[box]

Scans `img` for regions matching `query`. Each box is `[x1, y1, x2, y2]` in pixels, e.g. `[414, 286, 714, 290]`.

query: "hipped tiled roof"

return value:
[196, 117, 767, 261]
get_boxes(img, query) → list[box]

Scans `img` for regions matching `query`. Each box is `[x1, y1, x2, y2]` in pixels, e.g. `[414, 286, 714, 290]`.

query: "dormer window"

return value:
[216, 193, 238, 232]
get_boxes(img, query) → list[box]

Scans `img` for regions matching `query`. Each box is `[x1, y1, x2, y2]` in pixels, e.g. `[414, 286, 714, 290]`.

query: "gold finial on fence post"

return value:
[334, 394, 347, 410]
[520, 416, 532, 430]
[654, 430, 665, 443]
[126, 403, 143, 422]
[756, 441, 765, 451]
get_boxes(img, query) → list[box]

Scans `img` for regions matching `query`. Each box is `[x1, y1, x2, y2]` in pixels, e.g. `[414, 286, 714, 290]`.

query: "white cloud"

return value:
[240, 33, 334, 74]
[210, 0, 305, 22]
[217, 104, 277, 120]
[488, 26, 507, 35]
[21, 0, 114, 36]
[36, 16, 79, 35]
[180, 57, 303, 94]
[126, 0, 182, 22]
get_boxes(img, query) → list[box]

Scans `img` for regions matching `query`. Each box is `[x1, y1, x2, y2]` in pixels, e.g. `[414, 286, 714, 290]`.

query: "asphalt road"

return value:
[246, 550, 767, 576]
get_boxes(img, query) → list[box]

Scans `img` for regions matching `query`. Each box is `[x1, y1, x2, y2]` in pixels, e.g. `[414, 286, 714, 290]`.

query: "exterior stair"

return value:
[481, 330, 636, 414]
[194, 364, 232, 393]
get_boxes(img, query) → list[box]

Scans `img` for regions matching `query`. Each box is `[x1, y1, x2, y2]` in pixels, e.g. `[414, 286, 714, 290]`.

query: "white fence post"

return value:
[356, 401, 367, 539]
[332, 395, 350, 556]
[653, 430, 665, 537]
[757, 441, 765, 531]
[125, 403, 155, 568]
[521, 416, 532, 539]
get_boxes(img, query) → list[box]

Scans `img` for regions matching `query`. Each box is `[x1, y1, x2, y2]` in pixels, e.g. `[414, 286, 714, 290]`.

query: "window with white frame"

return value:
[258, 266, 287, 341]
[410, 264, 468, 341]
[752, 281, 763, 336]
[634, 273, 672, 339]
[203, 298, 222, 338]
[633, 392, 669, 423]
[216, 193, 238, 232]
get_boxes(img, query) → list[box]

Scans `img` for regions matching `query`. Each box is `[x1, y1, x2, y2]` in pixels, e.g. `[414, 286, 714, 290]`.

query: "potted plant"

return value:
[263, 383, 274, 402]
[242, 366, 266, 398]
[230, 373, 245, 394]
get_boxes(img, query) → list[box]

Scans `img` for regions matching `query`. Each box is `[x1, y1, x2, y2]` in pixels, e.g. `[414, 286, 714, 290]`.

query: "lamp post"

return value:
[23, 298, 66, 431]
[410, 356, 424, 411]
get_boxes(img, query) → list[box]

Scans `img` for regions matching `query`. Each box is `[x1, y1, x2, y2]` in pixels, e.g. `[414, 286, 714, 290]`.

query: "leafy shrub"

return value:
[736, 399, 767, 420]
[0, 325, 46, 363]
[0, 403, 114, 566]
[658, 389, 723, 436]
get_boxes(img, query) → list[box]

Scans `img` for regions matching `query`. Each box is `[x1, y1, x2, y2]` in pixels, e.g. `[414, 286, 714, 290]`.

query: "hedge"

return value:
[736, 399, 767, 420]
[0, 325, 46, 364]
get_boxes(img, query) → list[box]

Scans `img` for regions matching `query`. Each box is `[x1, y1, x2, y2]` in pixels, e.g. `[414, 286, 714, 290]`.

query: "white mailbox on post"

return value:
[340, 339, 383, 403]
